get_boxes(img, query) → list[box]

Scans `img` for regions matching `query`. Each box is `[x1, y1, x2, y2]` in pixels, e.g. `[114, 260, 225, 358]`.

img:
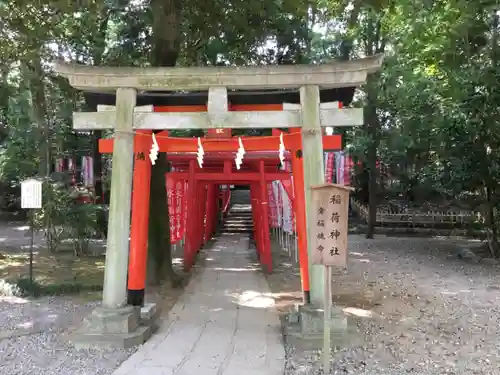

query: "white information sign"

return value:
[21, 178, 43, 209]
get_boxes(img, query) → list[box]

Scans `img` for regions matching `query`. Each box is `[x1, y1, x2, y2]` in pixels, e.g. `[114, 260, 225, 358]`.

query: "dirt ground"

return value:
[266, 234, 500, 375]
[0, 221, 189, 375]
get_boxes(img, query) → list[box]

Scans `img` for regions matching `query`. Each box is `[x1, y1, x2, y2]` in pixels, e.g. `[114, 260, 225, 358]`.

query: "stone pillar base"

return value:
[70, 304, 158, 349]
[282, 304, 357, 351]
[141, 303, 160, 333]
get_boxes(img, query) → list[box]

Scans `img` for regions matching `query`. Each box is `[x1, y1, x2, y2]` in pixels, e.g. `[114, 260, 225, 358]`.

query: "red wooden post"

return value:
[256, 186, 265, 261]
[195, 184, 202, 251]
[257, 186, 265, 259]
[193, 183, 200, 251]
[198, 183, 208, 248]
[250, 184, 261, 257]
[179, 180, 187, 243]
[259, 160, 272, 273]
[289, 128, 311, 303]
[212, 184, 218, 236]
[127, 130, 152, 306]
[205, 183, 216, 241]
[184, 160, 197, 271]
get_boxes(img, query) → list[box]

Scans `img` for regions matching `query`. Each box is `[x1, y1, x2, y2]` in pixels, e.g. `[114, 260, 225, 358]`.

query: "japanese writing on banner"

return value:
[310, 184, 353, 267]
[267, 183, 279, 228]
[167, 178, 185, 244]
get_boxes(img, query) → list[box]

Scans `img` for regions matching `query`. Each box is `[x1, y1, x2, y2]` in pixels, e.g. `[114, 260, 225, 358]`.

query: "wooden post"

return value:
[250, 184, 261, 256]
[324, 266, 332, 373]
[127, 130, 152, 306]
[198, 183, 208, 247]
[310, 184, 352, 374]
[300, 85, 326, 307]
[290, 128, 311, 303]
[256, 185, 265, 259]
[193, 183, 201, 250]
[212, 184, 218, 235]
[259, 160, 272, 273]
[205, 183, 216, 241]
[102, 88, 137, 309]
[184, 160, 197, 271]
[180, 180, 187, 245]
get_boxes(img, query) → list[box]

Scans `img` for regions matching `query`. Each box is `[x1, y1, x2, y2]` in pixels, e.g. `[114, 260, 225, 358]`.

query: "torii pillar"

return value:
[55, 55, 383, 348]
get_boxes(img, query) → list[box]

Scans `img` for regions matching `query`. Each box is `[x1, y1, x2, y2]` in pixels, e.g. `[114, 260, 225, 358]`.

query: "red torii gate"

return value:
[98, 104, 342, 306]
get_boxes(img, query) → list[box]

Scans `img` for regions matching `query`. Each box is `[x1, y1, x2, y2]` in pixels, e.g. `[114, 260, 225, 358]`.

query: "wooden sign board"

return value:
[310, 183, 353, 267]
[21, 178, 43, 209]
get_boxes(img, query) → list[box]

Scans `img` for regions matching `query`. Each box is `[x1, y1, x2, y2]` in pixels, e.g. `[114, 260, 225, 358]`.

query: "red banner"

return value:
[268, 183, 278, 227]
[344, 155, 353, 185]
[166, 178, 186, 244]
[325, 152, 335, 183]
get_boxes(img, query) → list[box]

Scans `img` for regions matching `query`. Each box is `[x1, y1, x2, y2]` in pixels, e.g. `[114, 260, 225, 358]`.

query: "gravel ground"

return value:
[0, 218, 188, 375]
[272, 235, 500, 375]
[0, 297, 135, 375]
[0, 221, 132, 375]
[2, 233, 500, 375]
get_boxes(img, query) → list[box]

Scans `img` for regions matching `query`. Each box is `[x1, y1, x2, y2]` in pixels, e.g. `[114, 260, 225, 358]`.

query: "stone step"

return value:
[71, 325, 151, 349]
[220, 230, 253, 235]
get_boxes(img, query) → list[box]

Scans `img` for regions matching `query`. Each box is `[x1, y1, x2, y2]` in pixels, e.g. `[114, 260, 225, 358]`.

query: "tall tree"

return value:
[146, 0, 182, 286]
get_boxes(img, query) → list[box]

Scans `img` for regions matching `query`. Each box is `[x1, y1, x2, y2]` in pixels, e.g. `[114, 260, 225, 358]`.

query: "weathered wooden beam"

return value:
[300, 85, 326, 308]
[55, 55, 384, 92]
[283, 102, 363, 127]
[102, 88, 137, 309]
[73, 110, 300, 130]
[321, 108, 362, 126]
[73, 108, 362, 130]
[97, 104, 153, 112]
[284, 101, 341, 110]
[207, 87, 228, 127]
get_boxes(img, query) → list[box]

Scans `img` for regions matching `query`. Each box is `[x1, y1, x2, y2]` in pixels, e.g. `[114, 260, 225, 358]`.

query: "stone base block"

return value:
[298, 304, 348, 335]
[282, 304, 354, 351]
[71, 325, 151, 349]
[70, 304, 153, 349]
[82, 305, 140, 334]
[140, 303, 160, 333]
[284, 326, 353, 351]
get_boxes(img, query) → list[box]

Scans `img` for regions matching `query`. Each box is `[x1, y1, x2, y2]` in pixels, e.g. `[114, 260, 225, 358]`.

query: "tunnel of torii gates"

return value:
[58, 55, 383, 316]
[98, 114, 343, 307]
[90, 97, 361, 308]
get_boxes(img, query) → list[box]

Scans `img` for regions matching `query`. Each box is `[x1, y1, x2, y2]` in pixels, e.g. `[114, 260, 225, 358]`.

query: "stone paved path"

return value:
[113, 234, 285, 375]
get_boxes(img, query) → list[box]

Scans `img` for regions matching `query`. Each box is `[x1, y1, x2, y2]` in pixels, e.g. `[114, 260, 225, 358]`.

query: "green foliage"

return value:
[33, 182, 102, 254]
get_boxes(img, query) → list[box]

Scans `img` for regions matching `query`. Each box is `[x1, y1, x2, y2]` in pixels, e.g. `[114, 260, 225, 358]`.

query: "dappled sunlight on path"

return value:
[113, 234, 285, 375]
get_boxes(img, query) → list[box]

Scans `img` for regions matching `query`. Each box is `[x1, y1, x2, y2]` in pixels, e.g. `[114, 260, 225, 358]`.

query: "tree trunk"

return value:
[148, 0, 183, 287]
[486, 8, 499, 257]
[485, 185, 497, 257]
[89, 5, 111, 237]
[365, 93, 378, 239]
[364, 9, 385, 239]
[22, 52, 53, 250]
[92, 131, 107, 236]
[23, 53, 50, 177]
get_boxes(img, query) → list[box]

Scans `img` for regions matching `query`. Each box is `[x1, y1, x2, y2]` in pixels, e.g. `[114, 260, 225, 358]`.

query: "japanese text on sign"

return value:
[21, 178, 43, 209]
[310, 184, 352, 267]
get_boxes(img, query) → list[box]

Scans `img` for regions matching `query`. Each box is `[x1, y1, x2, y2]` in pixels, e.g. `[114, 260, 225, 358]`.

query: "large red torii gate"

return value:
[98, 104, 342, 306]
